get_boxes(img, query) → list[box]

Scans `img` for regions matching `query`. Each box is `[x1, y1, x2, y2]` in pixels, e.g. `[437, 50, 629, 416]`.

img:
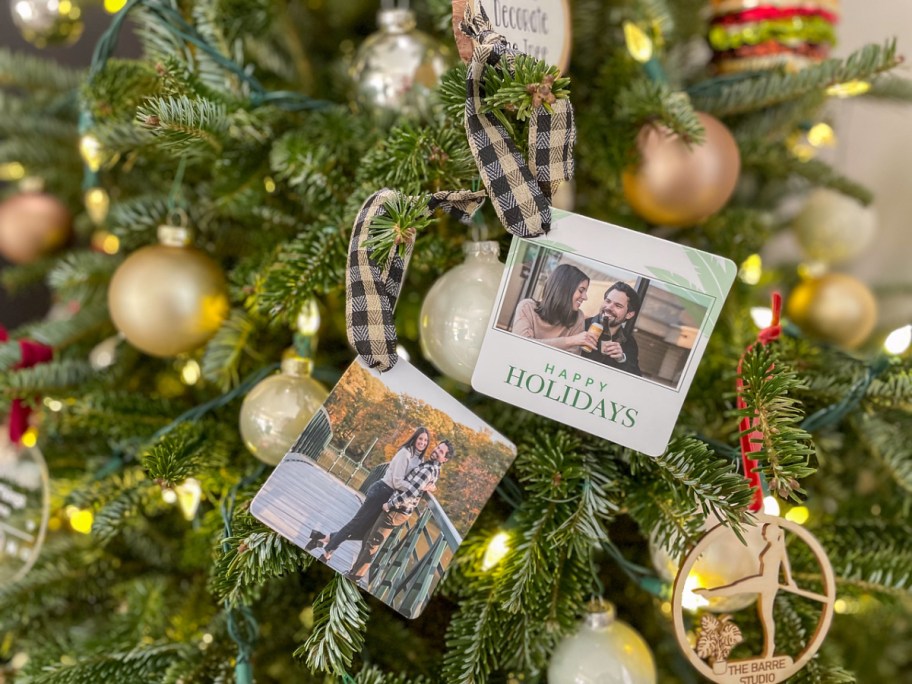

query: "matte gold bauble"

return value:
[786, 273, 877, 349]
[0, 192, 72, 264]
[108, 226, 229, 357]
[622, 112, 741, 227]
[239, 353, 328, 466]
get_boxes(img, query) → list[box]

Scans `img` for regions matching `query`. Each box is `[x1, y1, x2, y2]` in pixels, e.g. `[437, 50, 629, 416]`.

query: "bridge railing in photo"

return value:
[367, 495, 462, 618]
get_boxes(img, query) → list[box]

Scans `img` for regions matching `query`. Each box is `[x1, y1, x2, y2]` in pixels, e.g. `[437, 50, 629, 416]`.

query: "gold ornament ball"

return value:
[787, 273, 877, 349]
[108, 234, 229, 358]
[0, 192, 72, 264]
[239, 355, 328, 466]
[622, 112, 741, 227]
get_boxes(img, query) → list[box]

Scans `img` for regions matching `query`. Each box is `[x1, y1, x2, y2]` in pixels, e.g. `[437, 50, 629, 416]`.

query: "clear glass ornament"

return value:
[351, 7, 449, 117]
[650, 515, 768, 613]
[10, 0, 84, 47]
[239, 353, 329, 466]
[548, 601, 656, 684]
[419, 241, 504, 384]
[0, 431, 50, 586]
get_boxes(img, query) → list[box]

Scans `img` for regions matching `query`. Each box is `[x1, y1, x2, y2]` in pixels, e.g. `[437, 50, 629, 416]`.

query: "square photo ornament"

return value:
[472, 210, 736, 457]
[251, 357, 517, 619]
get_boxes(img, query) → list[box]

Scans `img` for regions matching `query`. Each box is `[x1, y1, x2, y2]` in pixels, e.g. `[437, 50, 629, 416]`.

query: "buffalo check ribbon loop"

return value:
[460, 3, 576, 238]
[346, 189, 487, 373]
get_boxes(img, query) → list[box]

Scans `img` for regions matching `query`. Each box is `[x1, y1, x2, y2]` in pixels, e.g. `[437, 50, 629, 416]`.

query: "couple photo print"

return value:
[252, 358, 517, 619]
[472, 211, 736, 456]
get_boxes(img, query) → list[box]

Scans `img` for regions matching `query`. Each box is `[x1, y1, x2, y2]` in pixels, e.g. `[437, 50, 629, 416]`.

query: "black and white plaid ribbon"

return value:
[460, 4, 576, 238]
[346, 189, 487, 372]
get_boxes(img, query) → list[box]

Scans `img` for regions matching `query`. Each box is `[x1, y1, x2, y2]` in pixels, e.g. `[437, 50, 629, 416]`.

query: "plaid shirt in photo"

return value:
[386, 460, 441, 515]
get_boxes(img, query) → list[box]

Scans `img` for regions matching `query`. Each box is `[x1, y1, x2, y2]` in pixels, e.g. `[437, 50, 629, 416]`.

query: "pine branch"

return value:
[741, 142, 873, 205]
[141, 421, 232, 486]
[17, 300, 112, 348]
[295, 575, 369, 676]
[365, 195, 432, 268]
[0, 358, 98, 398]
[863, 75, 912, 102]
[201, 309, 259, 391]
[689, 41, 902, 116]
[616, 79, 705, 143]
[136, 95, 228, 158]
[21, 642, 187, 684]
[251, 221, 349, 321]
[482, 54, 570, 122]
[357, 123, 477, 197]
[630, 437, 756, 539]
[211, 511, 313, 606]
[0, 48, 83, 94]
[738, 346, 817, 500]
[90, 474, 156, 545]
[853, 412, 912, 494]
[47, 251, 118, 307]
[442, 581, 502, 684]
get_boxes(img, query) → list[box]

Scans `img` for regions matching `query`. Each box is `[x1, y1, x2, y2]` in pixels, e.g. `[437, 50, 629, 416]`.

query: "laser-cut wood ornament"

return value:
[671, 514, 835, 682]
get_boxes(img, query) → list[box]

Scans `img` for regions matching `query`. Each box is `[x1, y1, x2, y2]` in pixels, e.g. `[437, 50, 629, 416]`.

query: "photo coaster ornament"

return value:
[472, 210, 736, 456]
[251, 357, 517, 619]
[671, 513, 835, 683]
[0, 432, 50, 586]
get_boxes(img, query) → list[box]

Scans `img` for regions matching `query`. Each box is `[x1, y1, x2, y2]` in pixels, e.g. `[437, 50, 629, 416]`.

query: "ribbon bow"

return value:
[460, 3, 576, 237]
[346, 189, 487, 373]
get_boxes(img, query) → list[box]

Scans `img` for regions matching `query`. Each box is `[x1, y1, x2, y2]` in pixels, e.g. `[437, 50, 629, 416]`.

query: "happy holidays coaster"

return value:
[471, 210, 736, 456]
[251, 357, 517, 619]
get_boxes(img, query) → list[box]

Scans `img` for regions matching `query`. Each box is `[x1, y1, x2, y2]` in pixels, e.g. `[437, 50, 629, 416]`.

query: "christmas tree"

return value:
[1, 1, 911, 682]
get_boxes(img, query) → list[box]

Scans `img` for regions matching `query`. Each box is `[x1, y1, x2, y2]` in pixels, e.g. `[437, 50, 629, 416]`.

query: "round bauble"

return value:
[548, 602, 656, 684]
[10, 0, 84, 47]
[352, 8, 449, 117]
[0, 431, 49, 586]
[650, 517, 768, 613]
[108, 226, 229, 358]
[0, 191, 72, 264]
[622, 112, 741, 227]
[420, 241, 504, 384]
[786, 273, 877, 349]
[239, 354, 328, 466]
[792, 189, 877, 265]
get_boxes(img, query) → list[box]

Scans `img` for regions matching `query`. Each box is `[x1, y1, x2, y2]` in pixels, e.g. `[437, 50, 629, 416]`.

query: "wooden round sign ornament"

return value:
[671, 514, 835, 683]
[452, 0, 572, 72]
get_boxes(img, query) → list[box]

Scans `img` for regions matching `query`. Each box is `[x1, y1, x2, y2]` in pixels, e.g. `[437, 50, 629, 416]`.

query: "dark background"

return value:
[0, 4, 140, 329]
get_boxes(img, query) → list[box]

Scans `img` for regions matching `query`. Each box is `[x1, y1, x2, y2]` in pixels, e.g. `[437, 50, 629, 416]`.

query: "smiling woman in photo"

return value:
[511, 263, 598, 354]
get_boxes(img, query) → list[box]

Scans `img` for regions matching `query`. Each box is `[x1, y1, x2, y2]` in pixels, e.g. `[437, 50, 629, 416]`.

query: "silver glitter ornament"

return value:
[351, 6, 449, 117]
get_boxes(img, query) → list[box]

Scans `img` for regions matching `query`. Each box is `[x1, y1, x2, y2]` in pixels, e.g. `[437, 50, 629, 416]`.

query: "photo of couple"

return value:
[494, 241, 713, 390]
[251, 358, 516, 618]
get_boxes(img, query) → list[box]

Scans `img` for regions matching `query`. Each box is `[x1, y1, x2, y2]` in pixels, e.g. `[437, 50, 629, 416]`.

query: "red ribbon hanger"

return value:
[0, 327, 54, 444]
[736, 293, 783, 513]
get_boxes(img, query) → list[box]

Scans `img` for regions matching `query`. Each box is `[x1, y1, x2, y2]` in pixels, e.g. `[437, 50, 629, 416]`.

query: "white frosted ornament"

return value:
[548, 601, 656, 684]
[239, 353, 329, 466]
[352, 7, 449, 117]
[419, 241, 504, 384]
[650, 516, 768, 613]
[792, 188, 877, 265]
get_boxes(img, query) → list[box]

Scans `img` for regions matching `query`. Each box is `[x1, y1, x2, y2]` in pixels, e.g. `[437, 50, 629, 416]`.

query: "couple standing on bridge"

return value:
[305, 426, 455, 584]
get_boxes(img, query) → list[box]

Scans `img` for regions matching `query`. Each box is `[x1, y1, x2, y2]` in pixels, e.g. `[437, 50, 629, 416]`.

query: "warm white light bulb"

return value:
[884, 325, 912, 355]
[750, 307, 774, 329]
[482, 531, 511, 571]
